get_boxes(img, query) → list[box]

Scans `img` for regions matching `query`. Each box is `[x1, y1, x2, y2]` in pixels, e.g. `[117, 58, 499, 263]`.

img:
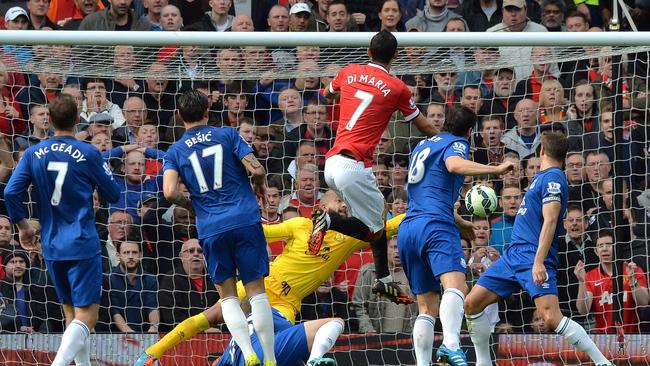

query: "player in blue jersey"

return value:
[153, 90, 275, 366]
[215, 308, 343, 366]
[4, 94, 121, 366]
[464, 132, 612, 366]
[398, 106, 514, 366]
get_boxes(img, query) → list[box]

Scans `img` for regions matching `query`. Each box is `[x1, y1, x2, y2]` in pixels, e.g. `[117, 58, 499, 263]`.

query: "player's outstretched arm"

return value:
[162, 169, 192, 211]
[445, 156, 514, 177]
[532, 201, 561, 285]
[411, 113, 439, 137]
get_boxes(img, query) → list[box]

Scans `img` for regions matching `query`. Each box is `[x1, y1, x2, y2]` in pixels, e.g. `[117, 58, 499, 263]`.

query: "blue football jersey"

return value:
[403, 132, 470, 224]
[509, 167, 568, 267]
[163, 125, 260, 239]
[4, 136, 121, 260]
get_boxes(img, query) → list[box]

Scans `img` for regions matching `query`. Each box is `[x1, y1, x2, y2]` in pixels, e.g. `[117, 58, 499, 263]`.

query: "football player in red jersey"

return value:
[311, 30, 437, 303]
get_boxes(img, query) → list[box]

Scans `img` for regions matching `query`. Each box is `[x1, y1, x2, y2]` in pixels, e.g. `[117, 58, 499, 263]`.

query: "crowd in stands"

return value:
[0, 0, 649, 337]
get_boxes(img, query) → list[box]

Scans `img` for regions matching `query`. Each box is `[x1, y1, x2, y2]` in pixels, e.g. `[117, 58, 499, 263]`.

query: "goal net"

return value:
[0, 33, 649, 366]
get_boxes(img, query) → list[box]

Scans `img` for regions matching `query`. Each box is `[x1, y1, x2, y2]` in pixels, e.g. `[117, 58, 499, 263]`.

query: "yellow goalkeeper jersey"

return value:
[236, 214, 403, 323]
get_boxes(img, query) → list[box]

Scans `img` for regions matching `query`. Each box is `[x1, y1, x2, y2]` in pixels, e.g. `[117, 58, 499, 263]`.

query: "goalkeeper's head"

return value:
[178, 89, 210, 125]
[369, 30, 398, 67]
[49, 94, 79, 132]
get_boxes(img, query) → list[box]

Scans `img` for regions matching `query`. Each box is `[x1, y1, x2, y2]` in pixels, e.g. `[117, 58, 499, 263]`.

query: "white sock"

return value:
[555, 317, 611, 365]
[221, 296, 255, 358]
[412, 314, 435, 366]
[440, 288, 465, 351]
[379, 275, 394, 283]
[250, 293, 276, 363]
[73, 336, 91, 366]
[307, 318, 344, 362]
[51, 319, 90, 366]
[467, 311, 492, 366]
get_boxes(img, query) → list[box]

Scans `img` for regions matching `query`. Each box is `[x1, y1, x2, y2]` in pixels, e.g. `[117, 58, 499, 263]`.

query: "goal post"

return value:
[0, 30, 649, 366]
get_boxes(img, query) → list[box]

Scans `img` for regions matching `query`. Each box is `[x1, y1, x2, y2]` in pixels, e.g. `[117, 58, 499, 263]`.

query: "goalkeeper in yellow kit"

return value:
[135, 190, 404, 366]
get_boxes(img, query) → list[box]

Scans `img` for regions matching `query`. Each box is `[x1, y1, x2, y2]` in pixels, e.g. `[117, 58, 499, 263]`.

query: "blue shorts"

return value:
[215, 310, 309, 366]
[202, 223, 269, 285]
[397, 218, 467, 295]
[46, 256, 103, 307]
[477, 245, 558, 300]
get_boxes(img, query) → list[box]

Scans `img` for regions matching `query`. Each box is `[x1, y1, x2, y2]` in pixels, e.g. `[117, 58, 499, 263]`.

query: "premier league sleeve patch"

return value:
[547, 182, 561, 194]
[451, 141, 468, 157]
[542, 181, 562, 203]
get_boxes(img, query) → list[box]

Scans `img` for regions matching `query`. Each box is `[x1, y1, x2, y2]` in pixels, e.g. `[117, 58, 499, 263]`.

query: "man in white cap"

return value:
[4, 6, 29, 30]
[487, 0, 551, 81]
[289, 2, 311, 32]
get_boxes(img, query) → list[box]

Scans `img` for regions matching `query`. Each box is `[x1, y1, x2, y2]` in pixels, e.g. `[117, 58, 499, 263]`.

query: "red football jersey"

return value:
[585, 265, 647, 333]
[262, 215, 284, 259]
[326, 63, 420, 167]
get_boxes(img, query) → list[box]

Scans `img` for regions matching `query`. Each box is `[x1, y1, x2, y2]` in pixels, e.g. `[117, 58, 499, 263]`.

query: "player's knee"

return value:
[463, 295, 479, 315]
[538, 305, 562, 329]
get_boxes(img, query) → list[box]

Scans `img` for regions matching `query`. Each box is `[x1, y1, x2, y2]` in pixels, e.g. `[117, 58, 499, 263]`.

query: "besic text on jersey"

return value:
[34, 143, 86, 162]
[184, 131, 213, 148]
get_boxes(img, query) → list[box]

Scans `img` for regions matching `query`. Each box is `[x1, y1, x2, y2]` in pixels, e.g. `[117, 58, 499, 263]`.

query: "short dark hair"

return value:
[595, 229, 614, 243]
[328, 0, 348, 12]
[178, 89, 209, 123]
[541, 131, 568, 162]
[49, 94, 79, 131]
[115, 232, 143, 254]
[566, 10, 589, 25]
[369, 30, 398, 65]
[377, 0, 401, 13]
[442, 105, 476, 137]
[480, 115, 504, 130]
[82, 77, 106, 91]
[567, 203, 583, 215]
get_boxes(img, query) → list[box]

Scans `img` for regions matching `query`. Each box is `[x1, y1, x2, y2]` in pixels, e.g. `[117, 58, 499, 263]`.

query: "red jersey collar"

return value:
[367, 62, 389, 74]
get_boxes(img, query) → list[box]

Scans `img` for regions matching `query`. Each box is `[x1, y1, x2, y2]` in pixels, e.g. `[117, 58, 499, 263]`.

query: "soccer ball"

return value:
[465, 184, 498, 218]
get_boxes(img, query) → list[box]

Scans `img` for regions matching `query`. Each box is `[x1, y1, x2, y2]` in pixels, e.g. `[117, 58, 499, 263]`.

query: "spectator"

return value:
[373, 160, 392, 199]
[113, 96, 147, 145]
[111, 149, 162, 219]
[430, 60, 460, 106]
[575, 230, 649, 333]
[172, 0, 207, 27]
[565, 151, 585, 202]
[538, 79, 567, 124]
[489, 185, 521, 253]
[13, 104, 52, 151]
[501, 98, 540, 159]
[285, 98, 333, 170]
[231, 13, 253, 31]
[466, 47, 500, 97]
[237, 118, 255, 144]
[142, 0, 166, 30]
[109, 235, 159, 333]
[76, 112, 113, 144]
[540, 0, 565, 31]
[2, 8, 32, 67]
[513, 47, 560, 103]
[387, 187, 407, 217]
[487, 0, 548, 80]
[565, 10, 589, 32]
[26, 0, 58, 29]
[0, 249, 50, 332]
[455, 0, 503, 32]
[474, 115, 507, 166]
[142, 63, 177, 143]
[288, 2, 311, 32]
[252, 129, 283, 176]
[267, 4, 289, 32]
[108, 46, 146, 108]
[460, 84, 483, 115]
[159, 4, 183, 30]
[386, 155, 408, 189]
[326, 0, 354, 32]
[308, 0, 358, 32]
[0, 63, 24, 136]
[374, 129, 393, 162]
[406, 0, 459, 32]
[285, 140, 317, 182]
[426, 102, 445, 134]
[486, 67, 516, 126]
[214, 85, 251, 128]
[557, 204, 597, 320]
[0, 215, 18, 279]
[352, 235, 417, 333]
[566, 80, 598, 147]
[521, 154, 540, 189]
[278, 163, 322, 218]
[80, 78, 126, 130]
[499, 152, 521, 188]
[100, 209, 133, 272]
[15, 67, 62, 120]
[375, 0, 406, 32]
[272, 88, 303, 136]
[158, 238, 219, 332]
[294, 60, 322, 101]
[78, 0, 152, 30]
[583, 103, 613, 158]
[582, 150, 610, 213]
[58, 0, 101, 29]
[187, 0, 233, 31]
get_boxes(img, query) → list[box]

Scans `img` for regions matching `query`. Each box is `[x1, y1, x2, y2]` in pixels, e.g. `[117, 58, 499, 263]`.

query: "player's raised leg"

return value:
[535, 295, 612, 366]
[464, 285, 500, 366]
